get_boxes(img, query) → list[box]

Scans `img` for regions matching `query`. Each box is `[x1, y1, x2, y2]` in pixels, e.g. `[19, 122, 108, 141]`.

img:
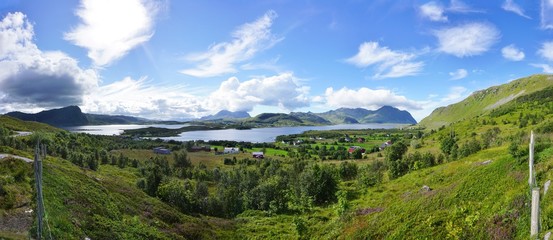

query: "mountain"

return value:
[6, 105, 89, 126]
[245, 113, 304, 126]
[289, 112, 332, 124]
[5, 106, 155, 127]
[316, 106, 417, 124]
[419, 74, 553, 129]
[200, 110, 250, 120]
[238, 106, 415, 127]
[86, 113, 150, 125]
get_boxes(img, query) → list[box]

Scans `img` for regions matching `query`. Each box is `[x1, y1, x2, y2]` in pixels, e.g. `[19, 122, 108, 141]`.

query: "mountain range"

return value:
[3, 105, 417, 127]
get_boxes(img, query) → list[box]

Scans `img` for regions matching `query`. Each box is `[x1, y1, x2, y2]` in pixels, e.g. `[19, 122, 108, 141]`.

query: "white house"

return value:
[223, 147, 240, 154]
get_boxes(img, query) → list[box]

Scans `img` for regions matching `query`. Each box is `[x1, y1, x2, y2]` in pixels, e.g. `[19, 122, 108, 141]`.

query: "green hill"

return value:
[2, 73, 553, 239]
[316, 106, 417, 124]
[419, 74, 553, 129]
[6, 106, 89, 127]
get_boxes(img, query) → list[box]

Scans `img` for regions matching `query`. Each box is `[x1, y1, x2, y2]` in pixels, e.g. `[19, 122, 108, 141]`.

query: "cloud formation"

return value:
[448, 0, 482, 13]
[207, 72, 309, 112]
[531, 63, 553, 73]
[322, 87, 421, 110]
[346, 42, 424, 79]
[64, 0, 160, 67]
[420, 2, 447, 22]
[538, 41, 553, 61]
[434, 22, 500, 57]
[449, 69, 468, 80]
[181, 10, 281, 78]
[82, 73, 309, 119]
[542, 0, 553, 29]
[419, 0, 482, 22]
[82, 77, 203, 120]
[502, 0, 531, 19]
[0, 12, 98, 113]
[501, 44, 525, 61]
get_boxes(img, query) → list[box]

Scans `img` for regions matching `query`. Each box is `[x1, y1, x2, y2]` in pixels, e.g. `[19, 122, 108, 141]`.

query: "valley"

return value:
[0, 75, 553, 239]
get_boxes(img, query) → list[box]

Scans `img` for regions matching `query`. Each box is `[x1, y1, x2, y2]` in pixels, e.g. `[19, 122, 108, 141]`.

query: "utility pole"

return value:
[529, 131, 539, 238]
[529, 131, 535, 187]
[34, 142, 44, 239]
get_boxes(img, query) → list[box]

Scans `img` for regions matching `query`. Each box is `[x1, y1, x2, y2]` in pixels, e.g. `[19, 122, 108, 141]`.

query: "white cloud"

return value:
[434, 22, 500, 57]
[0, 12, 99, 113]
[542, 0, 553, 29]
[346, 42, 424, 79]
[448, 0, 482, 13]
[531, 63, 553, 73]
[64, 0, 160, 67]
[441, 86, 468, 102]
[83, 72, 310, 119]
[449, 68, 468, 80]
[409, 86, 469, 121]
[501, 44, 525, 61]
[207, 72, 309, 112]
[181, 10, 281, 78]
[322, 87, 421, 110]
[502, 0, 531, 19]
[82, 77, 203, 120]
[419, 0, 482, 22]
[538, 41, 553, 61]
[420, 2, 447, 22]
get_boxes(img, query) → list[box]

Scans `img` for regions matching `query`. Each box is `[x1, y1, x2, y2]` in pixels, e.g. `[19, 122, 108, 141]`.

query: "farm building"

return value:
[223, 147, 240, 154]
[348, 146, 365, 153]
[153, 147, 171, 154]
[190, 145, 211, 152]
[379, 140, 393, 150]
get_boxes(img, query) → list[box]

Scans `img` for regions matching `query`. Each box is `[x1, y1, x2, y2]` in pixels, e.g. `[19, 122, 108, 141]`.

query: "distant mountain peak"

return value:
[316, 106, 416, 124]
[201, 110, 251, 120]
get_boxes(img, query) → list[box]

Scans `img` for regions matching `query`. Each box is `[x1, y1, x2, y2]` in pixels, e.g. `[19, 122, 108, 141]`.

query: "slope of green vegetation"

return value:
[419, 74, 553, 129]
[2, 74, 553, 239]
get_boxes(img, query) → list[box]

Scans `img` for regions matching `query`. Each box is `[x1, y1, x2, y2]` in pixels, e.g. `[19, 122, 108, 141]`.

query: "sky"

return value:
[0, 0, 552, 122]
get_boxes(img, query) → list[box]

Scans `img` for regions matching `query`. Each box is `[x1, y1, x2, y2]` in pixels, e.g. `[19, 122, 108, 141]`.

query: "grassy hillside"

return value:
[2, 73, 553, 239]
[0, 115, 60, 132]
[419, 74, 553, 129]
[40, 156, 234, 239]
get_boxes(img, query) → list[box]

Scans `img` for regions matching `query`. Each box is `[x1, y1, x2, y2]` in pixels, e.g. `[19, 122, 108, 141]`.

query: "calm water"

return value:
[65, 123, 404, 142]
[161, 123, 404, 142]
[63, 124, 189, 136]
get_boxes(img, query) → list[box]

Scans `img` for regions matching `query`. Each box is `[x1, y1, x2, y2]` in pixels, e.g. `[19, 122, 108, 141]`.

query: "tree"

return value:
[358, 161, 384, 187]
[339, 161, 358, 180]
[385, 140, 409, 179]
[300, 164, 338, 205]
[174, 151, 192, 169]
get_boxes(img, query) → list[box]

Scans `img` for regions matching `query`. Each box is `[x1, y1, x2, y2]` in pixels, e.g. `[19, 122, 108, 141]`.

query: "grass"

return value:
[419, 74, 553, 129]
[39, 156, 236, 239]
[339, 147, 531, 239]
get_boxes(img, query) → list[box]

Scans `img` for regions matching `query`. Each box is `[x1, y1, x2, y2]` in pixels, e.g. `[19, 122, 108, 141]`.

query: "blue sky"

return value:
[0, 0, 552, 121]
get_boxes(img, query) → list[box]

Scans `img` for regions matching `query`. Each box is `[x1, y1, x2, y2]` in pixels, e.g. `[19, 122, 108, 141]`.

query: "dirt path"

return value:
[0, 154, 33, 163]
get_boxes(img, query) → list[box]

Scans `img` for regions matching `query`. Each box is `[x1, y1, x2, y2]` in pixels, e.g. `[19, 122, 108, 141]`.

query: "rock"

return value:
[481, 160, 492, 165]
[421, 185, 432, 192]
[545, 180, 551, 196]
[545, 231, 551, 240]
[356, 207, 384, 216]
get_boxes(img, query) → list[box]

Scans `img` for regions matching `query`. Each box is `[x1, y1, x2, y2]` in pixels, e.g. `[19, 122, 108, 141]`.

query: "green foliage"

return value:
[173, 151, 192, 169]
[293, 216, 307, 239]
[335, 190, 350, 217]
[386, 140, 409, 179]
[300, 164, 338, 205]
[357, 161, 384, 187]
[338, 161, 358, 180]
[157, 178, 197, 214]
